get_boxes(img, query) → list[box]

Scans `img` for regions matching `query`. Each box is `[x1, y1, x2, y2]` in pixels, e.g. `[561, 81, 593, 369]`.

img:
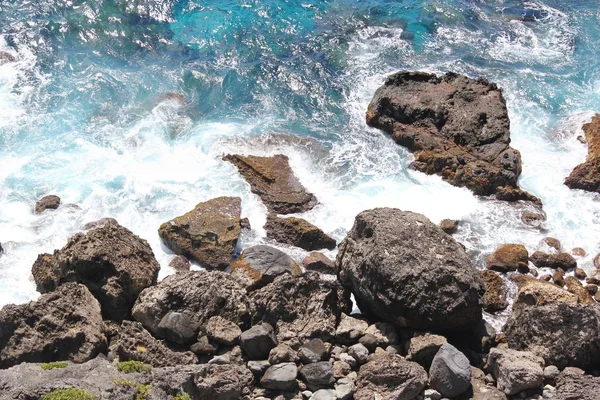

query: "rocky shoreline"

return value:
[1, 71, 600, 400]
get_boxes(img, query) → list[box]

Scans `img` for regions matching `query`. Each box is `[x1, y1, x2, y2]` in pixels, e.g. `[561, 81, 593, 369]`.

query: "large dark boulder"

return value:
[250, 271, 352, 343]
[264, 215, 336, 251]
[31, 219, 160, 321]
[366, 71, 538, 203]
[158, 196, 242, 270]
[355, 354, 427, 400]
[565, 114, 600, 192]
[337, 208, 484, 333]
[0, 283, 106, 368]
[132, 271, 251, 345]
[223, 154, 317, 214]
[503, 302, 600, 369]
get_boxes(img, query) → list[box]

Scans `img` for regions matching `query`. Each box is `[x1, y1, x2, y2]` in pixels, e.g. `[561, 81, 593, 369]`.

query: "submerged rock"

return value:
[265, 215, 336, 251]
[158, 196, 241, 270]
[337, 208, 484, 333]
[31, 219, 160, 321]
[35, 194, 61, 213]
[0, 283, 106, 368]
[223, 154, 317, 214]
[565, 114, 600, 192]
[355, 354, 427, 400]
[230, 245, 301, 289]
[132, 271, 251, 344]
[366, 71, 538, 202]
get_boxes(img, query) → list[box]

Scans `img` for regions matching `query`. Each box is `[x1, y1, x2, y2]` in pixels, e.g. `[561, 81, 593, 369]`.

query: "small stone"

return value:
[553, 269, 565, 287]
[240, 323, 278, 360]
[335, 314, 368, 344]
[261, 362, 298, 391]
[428, 343, 471, 398]
[269, 344, 298, 365]
[208, 353, 231, 364]
[169, 255, 191, 272]
[385, 345, 400, 355]
[206, 316, 242, 346]
[303, 252, 336, 275]
[333, 360, 351, 378]
[302, 390, 313, 399]
[424, 388, 442, 400]
[339, 353, 358, 369]
[248, 360, 271, 378]
[299, 338, 329, 364]
[440, 219, 459, 234]
[348, 343, 369, 365]
[541, 237, 561, 252]
[572, 248, 586, 257]
[35, 195, 61, 213]
[309, 389, 336, 400]
[300, 361, 335, 390]
[190, 336, 216, 356]
[585, 284, 598, 294]
[544, 365, 559, 382]
[574, 268, 587, 280]
[335, 378, 355, 400]
[240, 217, 251, 230]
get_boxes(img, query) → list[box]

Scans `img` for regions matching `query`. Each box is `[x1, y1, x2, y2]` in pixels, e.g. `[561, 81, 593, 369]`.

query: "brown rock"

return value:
[366, 71, 538, 203]
[530, 251, 577, 270]
[541, 237, 561, 252]
[240, 217, 251, 230]
[511, 274, 578, 309]
[586, 284, 598, 295]
[539, 274, 552, 282]
[355, 354, 427, 400]
[521, 211, 546, 227]
[564, 276, 594, 303]
[264, 215, 336, 251]
[223, 154, 317, 214]
[572, 247, 586, 257]
[303, 252, 336, 275]
[480, 270, 509, 313]
[565, 114, 600, 192]
[158, 196, 241, 270]
[440, 219, 459, 234]
[574, 268, 587, 280]
[486, 244, 529, 272]
[594, 253, 600, 269]
[230, 245, 301, 290]
[34, 195, 61, 213]
[31, 219, 160, 321]
[169, 255, 191, 273]
[553, 268, 566, 287]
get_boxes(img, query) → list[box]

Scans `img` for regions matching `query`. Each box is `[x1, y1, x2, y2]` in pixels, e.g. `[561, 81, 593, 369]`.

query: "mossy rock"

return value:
[40, 388, 95, 400]
[174, 394, 191, 400]
[114, 379, 151, 400]
[116, 360, 152, 373]
[40, 361, 68, 370]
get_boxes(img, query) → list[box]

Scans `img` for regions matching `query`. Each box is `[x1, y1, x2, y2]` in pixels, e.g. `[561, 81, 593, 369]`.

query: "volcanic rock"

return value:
[35, 195, 61, 213]
[261, 362, 298, 391]
[440, 219, 459, 234]
[230, 245, 301, 289]
[303, 252, 336, 275]
[487, 348, 544, 395]
[555, 372, 600, 400]
[480, 270, 509, 312]
[486, 244, 529, 272]
[239, 323, 278, 360]
[429, 343, 471, 398]
[565, 114, 600, 192]
[265, 215, 336, 251]
[355, 354, 427, 400]
[530, 251, 577, 270]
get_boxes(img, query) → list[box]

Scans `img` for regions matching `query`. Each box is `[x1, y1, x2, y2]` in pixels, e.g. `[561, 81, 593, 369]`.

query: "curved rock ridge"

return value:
[158, 196, 242, 270]
[366, 71, 539, 203]
[0, 283, 106, 369]
[223, 154, 317, 214]
[337, 208, 484, 333]
[565, 114, 600, 192]
[31, 218, 160, 321]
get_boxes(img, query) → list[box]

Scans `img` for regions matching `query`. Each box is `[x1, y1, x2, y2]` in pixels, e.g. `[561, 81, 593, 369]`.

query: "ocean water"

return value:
[1, 0, 599, 326]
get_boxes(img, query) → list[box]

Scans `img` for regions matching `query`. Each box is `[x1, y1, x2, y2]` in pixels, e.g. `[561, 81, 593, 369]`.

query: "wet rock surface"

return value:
[366, 71, 538, 202]
[265, 214, 336, 251]
[565, 114, 600, 192]
[35, 194, 61, 213]
[529, 251, 577, 270]
[486, 244, 529, 272]
[480, 270, 509, 312]
[224, 154, 317, 214]
[31, 219, 160, 321]
[158, 196, 242, 270]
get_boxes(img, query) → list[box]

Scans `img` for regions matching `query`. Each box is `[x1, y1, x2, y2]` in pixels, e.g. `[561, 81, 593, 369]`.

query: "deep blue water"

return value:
[1, 0, 600, 321]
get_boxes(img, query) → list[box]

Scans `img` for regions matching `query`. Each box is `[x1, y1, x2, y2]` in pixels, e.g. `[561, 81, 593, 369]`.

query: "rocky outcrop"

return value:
[158, 196, 242, 270]
[230, 245, 301, 289]
[480, 270, 509, 312]
[529, 251, 577, 270]
[565, 114, 600, 192]
[555, 372, 600, 400]
[503, 302, 600, 369]
[486, 244, 529, 272]
[31, 219, 160, 321]
[265, 215, 336, 251]
[250, 271, 352, 343]
[223, 154, 317, 214]
[35, 195, 61, 213]
[303, 252, 336, 275]
[113, 321, 197, 367]
[487, 348, 544, 395]
[0, 283, 106, 368]
[132, 271, 251, 345]
[366, 71, 538, 202]
[337, 208, 484, 333]
[355, 354, 427, 400]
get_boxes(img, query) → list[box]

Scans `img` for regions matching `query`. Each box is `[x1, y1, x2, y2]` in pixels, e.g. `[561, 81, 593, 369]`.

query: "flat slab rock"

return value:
[158, 196, 242, 270]
[223, 154, 317, 214]
[366, 71, 539, 204]
[565, 114, 600, 192]
[265, 215, 336, 251]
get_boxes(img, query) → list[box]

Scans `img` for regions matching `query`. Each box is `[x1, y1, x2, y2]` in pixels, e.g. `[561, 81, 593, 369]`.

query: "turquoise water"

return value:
[1, 0, 600, 320]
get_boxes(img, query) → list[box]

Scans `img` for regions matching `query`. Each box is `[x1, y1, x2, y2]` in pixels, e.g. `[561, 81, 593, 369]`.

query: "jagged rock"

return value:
[169, 255, 191, 272]
[480, 270, 509, 312]
[298, 339, 328, 364]
[564, 276, 594, 303]
[265, 215, 336, 251]
[335, 314, 368, 344]
[362, 323, 398, 350]
[407, 333, 447, 370]
[261, 363, 298, 391]
[0, 283, 106, 368]
[230, 245, 301, 289]
[486, 244, 529, 272]
[565, 114, 600, 192]
[355, 354, 427, 400]
[366, 71, 537, 202]
[32, 219, 160, 321]
[223, 154, 317, 214]
[429, 343, 471, 398]
[35, 195, 61, 213]
[440, 219, 459, 234]
[555, 372, 600, 400]
[206, 316, 242, 346]
[337, 208, 483, 333]
[240, 323, 278, 360]
[158, 196, 241, 270]
[504, 302, 600, 369]
[132, 271, 251, 344]
[250, 271, 351, 342]
[487, 348, 544, 395]
[511, 275, 578, 310]
[530, 251, 577, 270]
[113, 321, 196, 367]
[300, 361, 335, 390]
[303, 252, 336, 275]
